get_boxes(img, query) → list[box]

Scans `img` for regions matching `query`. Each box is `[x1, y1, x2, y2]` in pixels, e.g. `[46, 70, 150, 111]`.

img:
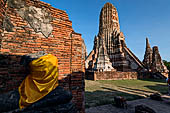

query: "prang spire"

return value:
[99, 2, 120, 35]
[143, 37, 152, 69]
[98, 2, 121, 56]
[146, 37, 151, 49]
[151, 46, 169, 73]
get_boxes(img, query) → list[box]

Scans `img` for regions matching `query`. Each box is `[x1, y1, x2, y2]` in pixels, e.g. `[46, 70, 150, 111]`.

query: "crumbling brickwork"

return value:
[86, 71, 138, 81]
[143, 38, 168, 78]
[0, 0, 85, 112]
[0, 0, 6, 48]
[143, 38, 153, 70]
[151, 46, 168, 77]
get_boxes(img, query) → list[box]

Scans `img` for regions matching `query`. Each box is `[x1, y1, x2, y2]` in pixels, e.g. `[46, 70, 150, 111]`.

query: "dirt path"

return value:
[86, 95, 170, 113]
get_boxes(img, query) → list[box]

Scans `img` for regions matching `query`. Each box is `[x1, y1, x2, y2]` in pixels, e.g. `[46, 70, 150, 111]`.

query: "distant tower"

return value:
[143, 38, 152, 70]
[143, 38, 169, 77]
[151, 46, 168, 73]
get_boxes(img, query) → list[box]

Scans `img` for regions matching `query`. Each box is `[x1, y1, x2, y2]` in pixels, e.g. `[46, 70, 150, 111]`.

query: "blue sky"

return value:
[41, 0, 170, 61]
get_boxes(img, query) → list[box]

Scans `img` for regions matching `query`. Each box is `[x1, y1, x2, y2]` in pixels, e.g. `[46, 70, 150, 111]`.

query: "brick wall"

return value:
[0, 0, 6, 47]
[0, 0, 85, 112]
[86, 71, 138, 81]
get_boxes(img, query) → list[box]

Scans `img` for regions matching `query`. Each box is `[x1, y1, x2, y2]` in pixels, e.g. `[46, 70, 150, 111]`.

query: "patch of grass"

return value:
[138, 78, 166, 83]
[116, 92, 144, 101]
[85, 79, 168, 108]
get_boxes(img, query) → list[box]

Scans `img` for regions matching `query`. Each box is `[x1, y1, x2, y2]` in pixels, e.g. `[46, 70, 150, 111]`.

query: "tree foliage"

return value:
[163, 60, 170, 70]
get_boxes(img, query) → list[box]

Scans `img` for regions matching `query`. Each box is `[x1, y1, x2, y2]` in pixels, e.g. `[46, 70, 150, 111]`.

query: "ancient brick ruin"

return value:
[86, 3, 146, 79]
[0, 0, 85, 112]
[143, 38, 168, 77]
[143, 38, 153, 70]
[86, 3, 168, 80]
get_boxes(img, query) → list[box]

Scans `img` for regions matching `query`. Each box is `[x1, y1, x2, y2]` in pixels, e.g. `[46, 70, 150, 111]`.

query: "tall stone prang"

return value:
[86, 3, 146, 72]
[143, 38, 152, 70]
[99, 2, 120, 50]
[143, 38, 169, 77]
[151, 46, 168, 73]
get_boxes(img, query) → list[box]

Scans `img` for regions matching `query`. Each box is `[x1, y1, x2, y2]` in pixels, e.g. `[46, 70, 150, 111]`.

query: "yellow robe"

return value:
[18, 54, 59, 109]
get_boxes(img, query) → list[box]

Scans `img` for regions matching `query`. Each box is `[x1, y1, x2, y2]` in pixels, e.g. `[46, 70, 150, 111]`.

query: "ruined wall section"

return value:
[94, 71, 138, 80]
[81, 39, 87, 72]
[0, 0, 7, 48]
[71, 32, 83, 72]
[1, 0, 75, 75]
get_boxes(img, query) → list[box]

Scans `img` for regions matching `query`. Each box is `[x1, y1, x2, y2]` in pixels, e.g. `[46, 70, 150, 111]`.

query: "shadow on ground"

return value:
[85, 79, 168, 108]
[138, 78, 166, 83]
[145, 84, 168, 94]
[85, 88, 144, 108]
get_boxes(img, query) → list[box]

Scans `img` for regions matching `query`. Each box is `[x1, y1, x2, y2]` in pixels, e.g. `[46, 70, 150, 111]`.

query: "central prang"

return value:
[86, 2, 145, 72]
[86, 2, 168, 80]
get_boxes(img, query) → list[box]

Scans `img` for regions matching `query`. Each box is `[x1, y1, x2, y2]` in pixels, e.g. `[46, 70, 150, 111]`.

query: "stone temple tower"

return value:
[98, 3, 122, 57]
[99, 3, 120, 42]
[143, 38, 153, 70]
[151, 46, 168, 73]
[86, 3, 145, 72]
[143, 38, 169, 77]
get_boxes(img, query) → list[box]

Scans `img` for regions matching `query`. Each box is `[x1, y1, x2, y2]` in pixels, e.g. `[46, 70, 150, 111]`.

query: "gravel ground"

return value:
[86, 95, 170, 113]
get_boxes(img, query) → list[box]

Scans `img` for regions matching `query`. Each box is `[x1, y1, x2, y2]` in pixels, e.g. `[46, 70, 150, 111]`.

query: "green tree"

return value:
[163, 60, 170, 71]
